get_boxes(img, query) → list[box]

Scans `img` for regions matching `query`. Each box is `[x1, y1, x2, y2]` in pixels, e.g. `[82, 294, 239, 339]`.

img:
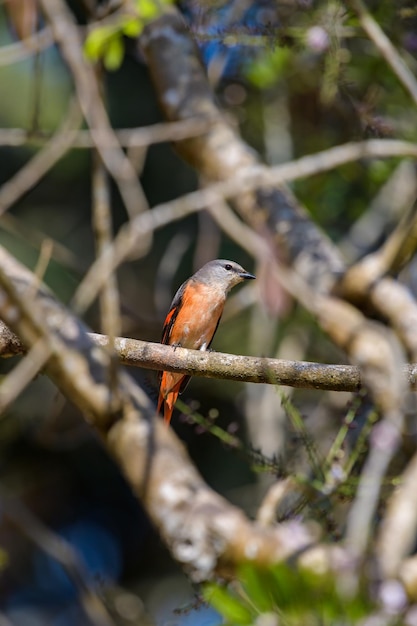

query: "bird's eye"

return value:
[225, 264, 232, 271]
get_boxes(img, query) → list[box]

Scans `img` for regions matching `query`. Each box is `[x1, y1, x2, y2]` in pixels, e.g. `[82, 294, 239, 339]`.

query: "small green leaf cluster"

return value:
[84, 0, 173, 70]
[204, 561, 370, 625]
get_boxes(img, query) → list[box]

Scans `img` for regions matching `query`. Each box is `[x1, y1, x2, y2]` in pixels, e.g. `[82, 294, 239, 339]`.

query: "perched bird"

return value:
[157, 259, 255, 424]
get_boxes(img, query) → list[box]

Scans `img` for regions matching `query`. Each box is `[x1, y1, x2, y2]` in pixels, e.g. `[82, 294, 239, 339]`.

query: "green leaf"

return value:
[136, 0, 159, 20]
[203, 583, 254, 625]
[239, 563, 274, 613]
[103, 36, 125, 71]
[84, 25, 117, 61]
[84, 0, 174, 66]
[122, 17, 143, 38]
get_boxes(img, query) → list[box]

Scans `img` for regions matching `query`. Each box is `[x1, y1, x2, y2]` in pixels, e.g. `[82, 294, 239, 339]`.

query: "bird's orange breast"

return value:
[168, 281, 225, 350]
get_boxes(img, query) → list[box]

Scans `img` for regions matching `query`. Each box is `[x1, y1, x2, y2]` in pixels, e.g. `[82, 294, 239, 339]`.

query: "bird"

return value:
[157, 259, 256, 424]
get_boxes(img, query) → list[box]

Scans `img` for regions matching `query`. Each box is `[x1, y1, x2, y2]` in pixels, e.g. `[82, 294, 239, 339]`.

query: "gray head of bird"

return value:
[194, 259, 256, 292]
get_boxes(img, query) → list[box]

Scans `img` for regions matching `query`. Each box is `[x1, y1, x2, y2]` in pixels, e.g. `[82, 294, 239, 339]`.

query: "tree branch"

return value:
[0, 245, 319, 581]
[3, 319, 417, 393]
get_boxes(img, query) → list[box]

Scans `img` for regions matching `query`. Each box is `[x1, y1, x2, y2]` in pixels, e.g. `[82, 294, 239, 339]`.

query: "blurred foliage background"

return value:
[0, 0, 417, 624]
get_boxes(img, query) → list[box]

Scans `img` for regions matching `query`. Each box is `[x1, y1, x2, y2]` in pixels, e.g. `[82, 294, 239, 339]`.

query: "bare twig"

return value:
[378, 451, 417, 578]
[345, 415, 403, 561]
[39, 0, 150, 220]
[340, 160, 417, 262]
[0, 213, 88, 275]
[154, 233, 191, 317]
[335, 227, 417, 364]
[368, 279, 417, 362]
[0, 239, 56, 413]
[262, 139, 417, 183]
[30, 237, 54, 297]
[91, 151, 121, 339]
[0, 339, 50, 415]
[348, 0, 417, 108]
[337, 198, 417, 297]
[0, 97, 83, 216]
[71, 138, 417, 314]
[0, 240, 55, 414]
[369, 200, 417, 276]
[0, 127, 415, 165]
[0, 27, 54, 66]
[91, 143, 122, 403]
[0, 118, 214, 148]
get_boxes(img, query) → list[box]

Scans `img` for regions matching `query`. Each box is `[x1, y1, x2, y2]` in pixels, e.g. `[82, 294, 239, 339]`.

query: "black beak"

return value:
[240, 270, 256, 280]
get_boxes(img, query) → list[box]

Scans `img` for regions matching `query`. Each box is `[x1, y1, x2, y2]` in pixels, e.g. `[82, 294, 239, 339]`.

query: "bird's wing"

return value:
[160, 280, 186, 345]
[159, 281, 187, 385]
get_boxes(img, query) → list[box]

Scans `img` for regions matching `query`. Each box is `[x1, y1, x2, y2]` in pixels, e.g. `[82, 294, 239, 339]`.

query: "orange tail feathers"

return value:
[157, 372, 184, 425]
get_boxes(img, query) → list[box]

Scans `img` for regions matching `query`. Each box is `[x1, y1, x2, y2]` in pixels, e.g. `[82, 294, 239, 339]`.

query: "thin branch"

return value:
[336, 200, 417, 301]
[0, 213, 88, 275]
[3, 320, 417, 392]
[0, 117, 214, 148]
[71, 138, 417, 314]
[369, 279, 417, 362]
[91, 89, 121, 339]
[340, 160, 417, 262]
[0, 240, 55, 414]
[377, 451, 417, 578]
[370, 200, 417, 276]
[0, 339, 50, 415]
[0, 127, 414, 162]
[345, 416, 402, 561]
[39, 0, 150, 220]
[0, 97, 83, 216]
[335, 223, 417, 364]
[94, 334, 364, 390]
[263, 139, 417, 183]
[91, 142, 122, 401]
[0, 27, 54, 66]
[348, 0, 417, 109]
